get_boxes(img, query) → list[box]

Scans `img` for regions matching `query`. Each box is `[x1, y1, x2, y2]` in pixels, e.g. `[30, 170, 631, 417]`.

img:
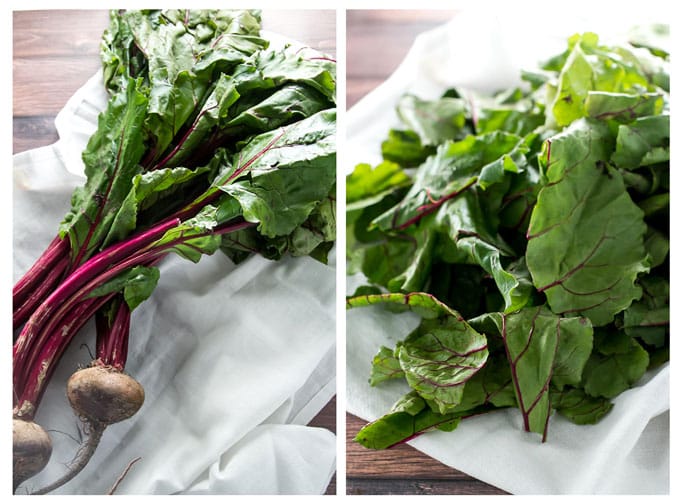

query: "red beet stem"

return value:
[13, 236, 69, 309]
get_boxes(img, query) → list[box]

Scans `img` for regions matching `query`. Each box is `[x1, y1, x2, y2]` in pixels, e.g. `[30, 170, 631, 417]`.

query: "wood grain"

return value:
[346, 413, 507, 495]
[13, 9, 336, 153]
[346, 10, 458, 108]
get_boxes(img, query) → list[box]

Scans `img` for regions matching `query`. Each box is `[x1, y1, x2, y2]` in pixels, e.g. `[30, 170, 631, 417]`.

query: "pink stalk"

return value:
[13, 294, 115, 420]
[14, 218, 254, 404]
[13, 255, 69, 330]
[95, 299, 132, 371]
[13, 218, 180, 389]
[13, 236, 69, 309]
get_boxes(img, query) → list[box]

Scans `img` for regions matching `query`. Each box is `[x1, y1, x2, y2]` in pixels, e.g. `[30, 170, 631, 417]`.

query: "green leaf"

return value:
[623, 275, 669, 347]
[60, 79, 149, 264]
[87, 265, 160, 311]
[347, 292, 488, 414]
[644, 227, 669, 269]
[346, 161, 411, 208]
[369, 346, 405, 385]
[548, 33, 655, 127]
[395, 94, 470, 145]
[372, 132, 525, 231]
[582, 335, 649, 398]
[397, 315, 489, 414]
[551, 317, 594, 390]
[218, 109, 336, 238]
[611, 115, 670, 170]
[386, 222, 436, 293]
[551, 387, 613, 425]
[381, 129, 436, 167]
[354, 402, 461, 450]
[584, 91, 663, 123]
[526, 119, 649, 326]
[152, 205, 226, 263]
[500, 306, 592, 439]
[230, 46, 336, 103]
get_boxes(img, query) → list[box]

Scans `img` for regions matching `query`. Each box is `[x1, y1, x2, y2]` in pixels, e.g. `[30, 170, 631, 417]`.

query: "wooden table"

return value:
[346, 10, 507, 495]
[13, 9, 336, 496]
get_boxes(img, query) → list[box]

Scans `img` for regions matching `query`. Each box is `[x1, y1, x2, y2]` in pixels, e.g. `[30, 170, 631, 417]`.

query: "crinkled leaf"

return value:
[152, 205, 225, 262]
[551, 387, 613, 425]
[582, 335, 649, 398]
[347, 292, 488, 414]
[219, 189, 335, 264]
[373, 132, 525, 231]
[230, 46, 336, 102]
[611, 115, 670, 169]
[109, 164, 214, 244]
[59, 80, 149, 263]
[526, 119, 649, 326]
[548, 33, 655, 127]
[395, 94, 470, 145]
[119, 10, 266, 156]
[217, 109, 336, 237]
[224, 83, 333, 134]
[398, 315, 489, 414]
[623, 275, 669, 347]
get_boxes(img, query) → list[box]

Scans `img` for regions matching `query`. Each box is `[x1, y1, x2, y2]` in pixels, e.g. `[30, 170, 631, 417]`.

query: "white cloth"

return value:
[14, 31, 336, 495]
[346, 8, 670, 495]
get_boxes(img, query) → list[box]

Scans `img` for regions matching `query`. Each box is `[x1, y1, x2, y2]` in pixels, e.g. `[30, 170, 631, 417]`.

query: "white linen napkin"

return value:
[346, 8, 669, 495]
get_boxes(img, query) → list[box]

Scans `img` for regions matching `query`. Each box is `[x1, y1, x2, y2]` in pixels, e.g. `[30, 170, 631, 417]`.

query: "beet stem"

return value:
[13, 218, 180, 391]
[14, 294, 115, 419]
[13, 236, 69, 309]
[13, 255, 69, 330]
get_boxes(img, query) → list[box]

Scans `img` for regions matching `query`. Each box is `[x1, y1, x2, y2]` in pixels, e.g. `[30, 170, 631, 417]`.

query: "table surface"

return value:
[13, 9, 336, 496]
[346, 10, 507, 495]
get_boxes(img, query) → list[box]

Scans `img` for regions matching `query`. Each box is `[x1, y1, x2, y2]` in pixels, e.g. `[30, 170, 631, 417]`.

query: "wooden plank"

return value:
[346, 412, 507, 494]
[347, 478, 508, 496]
[13, 115, 59, 154]
[13, 10, 110, 58]
[347, 10, 457, 108]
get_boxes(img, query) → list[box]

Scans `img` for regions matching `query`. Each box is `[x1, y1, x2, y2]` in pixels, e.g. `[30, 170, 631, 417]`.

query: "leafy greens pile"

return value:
[346, 31, 669, 448]
[13, 9, 335, 492]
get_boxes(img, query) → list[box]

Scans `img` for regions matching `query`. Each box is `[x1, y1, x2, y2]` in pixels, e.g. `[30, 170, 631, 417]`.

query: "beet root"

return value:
[33, 365, 144, 494]
[13, 418, 52, 492]
[67, 365, 145, 424]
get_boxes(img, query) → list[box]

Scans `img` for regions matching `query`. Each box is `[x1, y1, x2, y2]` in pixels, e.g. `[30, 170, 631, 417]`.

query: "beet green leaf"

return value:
[525, 118, 649, 326]
[347, 292, 488, 414]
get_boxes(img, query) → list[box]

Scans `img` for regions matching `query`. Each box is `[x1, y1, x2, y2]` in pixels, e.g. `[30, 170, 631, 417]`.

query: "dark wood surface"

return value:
[13, 9, 336, 153]
[13, 9, 337, 496]
[346, 10, 507, 495]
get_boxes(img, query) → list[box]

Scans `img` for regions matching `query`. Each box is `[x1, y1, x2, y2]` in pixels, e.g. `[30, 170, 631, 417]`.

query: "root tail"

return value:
[31, 420, 105, 495]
